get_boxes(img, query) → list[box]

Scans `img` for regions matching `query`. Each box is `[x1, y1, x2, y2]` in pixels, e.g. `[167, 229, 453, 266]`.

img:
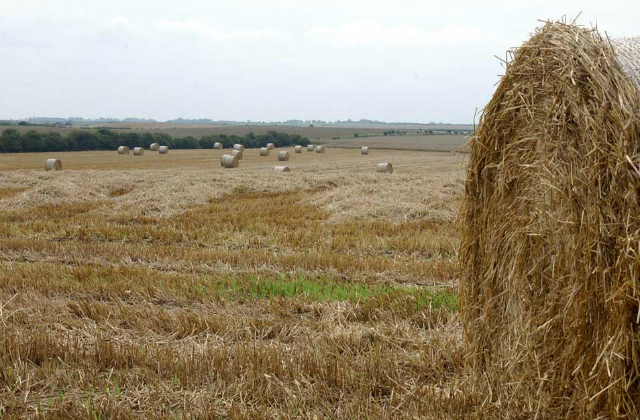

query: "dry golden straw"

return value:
[461, 21, 640, 419]
[273, 165, 291, 172]
[133, 147, 145, 156]
[117, 146, 129, 155]
[278, 151, 289, 161]
[259, 147, 270, 156]
[376, 162, 392, 173]
[149, 143, 160, 152]
[44, 158, 61, 171]
[220, 154, 239, 168]
[231, 150, 243, 160]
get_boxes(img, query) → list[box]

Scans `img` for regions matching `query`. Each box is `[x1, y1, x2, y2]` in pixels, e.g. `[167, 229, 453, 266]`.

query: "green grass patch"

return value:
[186, 275, 458, 311]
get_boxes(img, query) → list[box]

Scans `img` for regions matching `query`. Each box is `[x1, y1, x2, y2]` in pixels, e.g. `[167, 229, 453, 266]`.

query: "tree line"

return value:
[0, 129, 310, 153]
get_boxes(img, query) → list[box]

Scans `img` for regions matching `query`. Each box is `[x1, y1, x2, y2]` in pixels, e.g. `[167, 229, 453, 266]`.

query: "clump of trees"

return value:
[383, 129, 436, 136]
[0, 129, 310, 153]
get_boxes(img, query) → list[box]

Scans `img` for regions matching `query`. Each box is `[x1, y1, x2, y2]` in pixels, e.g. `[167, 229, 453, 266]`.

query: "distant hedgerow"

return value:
[0, 128, 310, 153]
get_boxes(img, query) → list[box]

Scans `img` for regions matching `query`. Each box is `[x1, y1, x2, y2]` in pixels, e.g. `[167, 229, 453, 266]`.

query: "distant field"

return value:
[1, 124, 386, 140]
[322, 134, 470, 152]
[2, 125, 77, 136]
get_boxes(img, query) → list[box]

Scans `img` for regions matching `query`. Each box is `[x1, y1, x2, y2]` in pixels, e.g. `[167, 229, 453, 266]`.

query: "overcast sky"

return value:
[1, 0, 638, 123]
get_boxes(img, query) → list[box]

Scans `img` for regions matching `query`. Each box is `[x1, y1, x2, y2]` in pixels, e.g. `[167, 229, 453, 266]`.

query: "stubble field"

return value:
[0, 147, 484, 419]
[325, 135, 470, 153]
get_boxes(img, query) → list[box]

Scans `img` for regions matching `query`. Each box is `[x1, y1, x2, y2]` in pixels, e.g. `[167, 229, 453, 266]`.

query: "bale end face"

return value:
[221, 155, 239, 168]
[159, 146, 169, 154]
[376, 163, 392, 173]
[231, 150, 243, 160]
[315, 146, 325, 153]
[150, 143, 160, 151]
[45, 158, 62, 171]
[133, 147, 145, 156]
[259, 147, 270, 156]
[278, 151, 290, 161]
[233, 144, 245, 152]
[117, 146, 130, 155]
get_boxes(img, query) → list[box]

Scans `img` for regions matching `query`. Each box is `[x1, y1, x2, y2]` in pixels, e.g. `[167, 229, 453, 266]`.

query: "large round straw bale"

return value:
[259, 147, 270, 156]
[233, 144, 245, 152]
[274, 166, 290, 172]
[44, 158, 61, 171]
[376, 162, 392, 173]
[294, 145, 302, 153]
[461, 22, 640, 419]
[307, 145, 315, 152]
[231, 149, 243, 160]
[117, 146, 129, 155]
[220, 154, 239, 168]
[213, 142, 222, 149]
[361, 146, 369, 155]
[278, 151, 289, 161]
[159, 146, 169, 154]
[133, 147, 145, 156]
[266, 143, 275, 150]
[150, 143, 160, 151]
[315, 145, 325, 153]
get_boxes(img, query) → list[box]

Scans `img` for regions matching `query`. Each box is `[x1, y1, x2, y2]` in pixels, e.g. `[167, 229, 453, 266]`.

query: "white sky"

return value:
[1, 0, 638, 123]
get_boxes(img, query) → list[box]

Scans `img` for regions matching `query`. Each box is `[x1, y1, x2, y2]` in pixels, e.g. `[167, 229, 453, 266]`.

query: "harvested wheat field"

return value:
[0, 147, 488, 419]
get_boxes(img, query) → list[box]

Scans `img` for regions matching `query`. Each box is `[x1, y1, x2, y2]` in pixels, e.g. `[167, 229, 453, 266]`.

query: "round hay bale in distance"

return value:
[133, 147, 145, 156]
[461, 22, 640, 418]
[213, 142, 222, 149]
[307, 145, 315, 152]
[159, 146, 169, 154]
[117, 146, 130, 155]
[376, 162, 392, 173]
[259, 147, 270, 156]
[315, 145, 325, 153]
[233, 144, 245, 152]
[361, 146, 369, 155]
[45, 158, 61, 171]
[150, 143, 160, 151]
[266, 143, 275, 150]
[294, 145, 302, 153]
[220, 154, 239, 168]
[274, 166, 290, 172]
[278, 151, 289, 161]
[231, 149, 243, 160]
